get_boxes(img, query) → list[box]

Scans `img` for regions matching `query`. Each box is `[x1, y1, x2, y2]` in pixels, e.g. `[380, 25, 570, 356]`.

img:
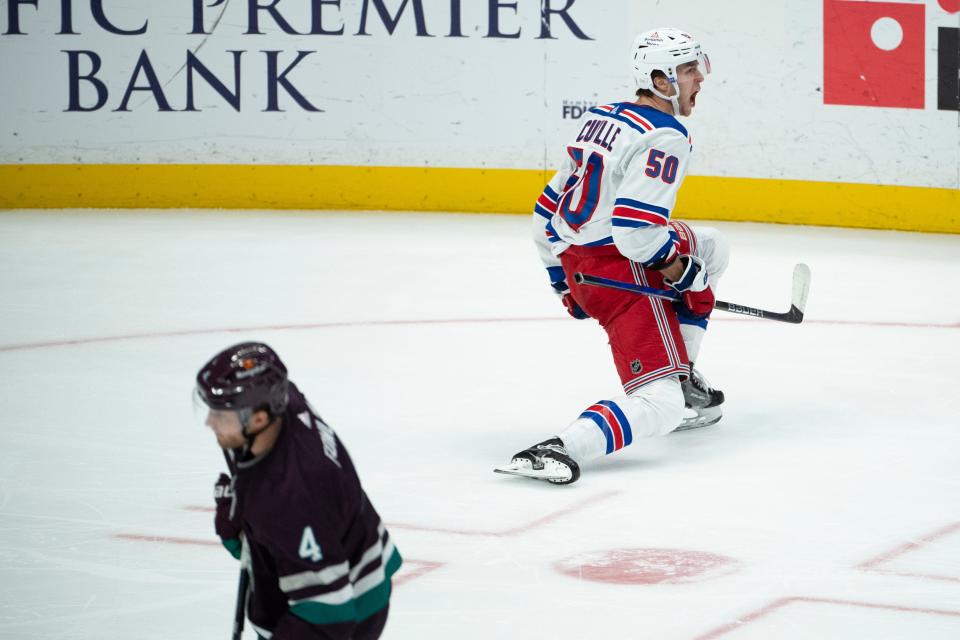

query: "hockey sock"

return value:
[557, 419, 608, 463]
[559, 378, 684, 461]
[680, 323, 706, 364]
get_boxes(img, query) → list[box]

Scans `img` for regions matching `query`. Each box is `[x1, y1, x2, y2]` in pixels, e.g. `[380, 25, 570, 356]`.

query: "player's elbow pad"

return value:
[614, 228, 678, 269]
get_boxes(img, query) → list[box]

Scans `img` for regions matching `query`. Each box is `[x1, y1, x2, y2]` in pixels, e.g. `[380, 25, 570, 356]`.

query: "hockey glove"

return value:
[214, 473, 242, 560]
[548, 266, 589, 320]
[561, 292, 589, 319]
[666, 255, 715, 319]
[553, 282, 589, 320]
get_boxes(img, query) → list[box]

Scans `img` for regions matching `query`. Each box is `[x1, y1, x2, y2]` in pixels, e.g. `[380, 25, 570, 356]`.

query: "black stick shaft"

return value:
[573, 272, 804, 324]
[232, 568, 249, 640]
[713, 300, 804, 324]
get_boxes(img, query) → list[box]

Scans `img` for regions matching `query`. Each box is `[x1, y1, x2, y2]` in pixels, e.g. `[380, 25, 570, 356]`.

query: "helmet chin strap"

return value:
[650, 73, 681, 116]
[238, 408, 257, 453]
[236, 408, 278, 458]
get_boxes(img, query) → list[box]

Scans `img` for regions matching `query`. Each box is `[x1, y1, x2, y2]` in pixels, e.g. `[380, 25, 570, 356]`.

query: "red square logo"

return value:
[824, 0, 925, 108]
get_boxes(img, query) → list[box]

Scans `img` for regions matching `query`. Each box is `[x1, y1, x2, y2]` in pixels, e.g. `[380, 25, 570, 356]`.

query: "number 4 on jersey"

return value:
[299, 526, 323, 562]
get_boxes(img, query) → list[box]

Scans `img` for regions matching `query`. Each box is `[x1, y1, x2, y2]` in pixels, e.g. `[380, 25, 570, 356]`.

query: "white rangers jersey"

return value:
[533, 102, 694, 287]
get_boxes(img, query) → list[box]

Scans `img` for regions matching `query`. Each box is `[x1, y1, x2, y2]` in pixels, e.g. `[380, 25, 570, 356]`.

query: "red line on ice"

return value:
[1, 317, 956, 353]
[873, 570, 960, 584]
[855, 521, 960, 583]
[857, 521, 960, 570]
[181, 491, 622, 538]
[392, 560, 444, 586]
[114, 533, 220, 547]
[385, 490, 620, 537]
[113, 533, 441, 586]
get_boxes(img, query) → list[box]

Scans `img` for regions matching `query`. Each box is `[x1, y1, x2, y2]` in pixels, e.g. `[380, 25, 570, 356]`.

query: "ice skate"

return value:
[494, 437, 581, 485]
[677, 366, 724, 431]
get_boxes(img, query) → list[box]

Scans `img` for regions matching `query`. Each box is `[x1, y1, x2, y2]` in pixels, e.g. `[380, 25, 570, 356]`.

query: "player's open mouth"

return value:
[690, 91, 699, 107]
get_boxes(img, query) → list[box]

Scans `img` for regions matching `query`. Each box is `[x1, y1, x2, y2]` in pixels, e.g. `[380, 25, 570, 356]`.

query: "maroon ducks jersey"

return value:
[227, 382, 401, 637]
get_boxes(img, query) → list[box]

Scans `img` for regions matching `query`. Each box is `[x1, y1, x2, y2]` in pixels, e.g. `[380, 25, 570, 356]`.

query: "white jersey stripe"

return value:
[281, 522, 390, 596]
[279, 561, 350, 593]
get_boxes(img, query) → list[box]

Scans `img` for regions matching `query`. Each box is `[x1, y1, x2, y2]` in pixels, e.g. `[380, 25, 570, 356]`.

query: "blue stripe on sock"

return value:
[580, 410, 614, 455]
[597, 400, 632, 447]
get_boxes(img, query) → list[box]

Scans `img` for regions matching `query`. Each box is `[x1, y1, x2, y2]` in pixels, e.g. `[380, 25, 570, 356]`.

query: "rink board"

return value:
[1, 164, 957, 234]
[2, 1, 958, 232]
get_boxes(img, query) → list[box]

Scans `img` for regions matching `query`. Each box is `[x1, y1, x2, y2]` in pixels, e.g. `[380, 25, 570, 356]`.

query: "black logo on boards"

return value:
[562, 100, 597, 119]
[940, 27, 959, 111]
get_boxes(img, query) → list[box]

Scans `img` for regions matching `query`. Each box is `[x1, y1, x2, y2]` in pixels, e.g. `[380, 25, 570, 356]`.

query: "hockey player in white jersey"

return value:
[496, 28, 731, 485]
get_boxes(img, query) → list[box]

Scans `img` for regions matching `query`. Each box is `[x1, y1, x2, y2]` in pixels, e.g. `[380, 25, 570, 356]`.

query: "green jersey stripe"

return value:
[289, 548, 402, 625]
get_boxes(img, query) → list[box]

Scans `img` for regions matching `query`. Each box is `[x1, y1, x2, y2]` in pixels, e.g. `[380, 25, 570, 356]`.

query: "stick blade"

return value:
[792, 263, 811, 314]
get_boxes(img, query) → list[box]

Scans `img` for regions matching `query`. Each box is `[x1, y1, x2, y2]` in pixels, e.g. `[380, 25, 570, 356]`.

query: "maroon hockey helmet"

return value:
[195, 342, 289, 417]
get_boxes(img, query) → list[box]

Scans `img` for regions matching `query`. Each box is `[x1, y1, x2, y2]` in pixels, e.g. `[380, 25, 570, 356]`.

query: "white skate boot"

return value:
[494, 437, 581, 485]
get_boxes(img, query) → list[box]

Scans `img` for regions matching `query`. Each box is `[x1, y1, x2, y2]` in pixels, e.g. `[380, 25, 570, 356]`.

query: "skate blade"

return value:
[493, 462, 571, 483]
[675, 406, 722, 432]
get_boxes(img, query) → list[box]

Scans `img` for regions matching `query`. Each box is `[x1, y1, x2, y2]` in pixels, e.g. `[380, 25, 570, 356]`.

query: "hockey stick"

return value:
[232, 567, 249, 640]
[573, 263, 811, 324]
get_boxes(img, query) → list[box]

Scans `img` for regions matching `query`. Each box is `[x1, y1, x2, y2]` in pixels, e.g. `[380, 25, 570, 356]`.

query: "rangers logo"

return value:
[630, 359, 643, 374]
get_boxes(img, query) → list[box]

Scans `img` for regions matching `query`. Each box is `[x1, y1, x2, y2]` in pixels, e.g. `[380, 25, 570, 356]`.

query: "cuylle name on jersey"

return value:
[576, 118, 621, 152]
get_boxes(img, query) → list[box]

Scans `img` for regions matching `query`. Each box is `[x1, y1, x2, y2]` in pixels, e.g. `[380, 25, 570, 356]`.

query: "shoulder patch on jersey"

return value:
[618, 103, 689, 138]
[588, 105, 652, 136]
[315, 418, 342, 468]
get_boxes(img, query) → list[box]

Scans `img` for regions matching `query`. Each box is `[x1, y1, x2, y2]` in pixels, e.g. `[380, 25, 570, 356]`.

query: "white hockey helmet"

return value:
[630, 28, 711, 113]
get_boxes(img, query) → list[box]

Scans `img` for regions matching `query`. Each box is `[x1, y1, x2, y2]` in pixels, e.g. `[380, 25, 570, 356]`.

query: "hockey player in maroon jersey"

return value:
[496, 28, 730, 485]
[196, 342, 401, 639]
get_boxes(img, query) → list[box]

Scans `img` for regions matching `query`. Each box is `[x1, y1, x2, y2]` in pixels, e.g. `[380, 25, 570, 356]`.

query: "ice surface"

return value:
[0, 210, 958, 639]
